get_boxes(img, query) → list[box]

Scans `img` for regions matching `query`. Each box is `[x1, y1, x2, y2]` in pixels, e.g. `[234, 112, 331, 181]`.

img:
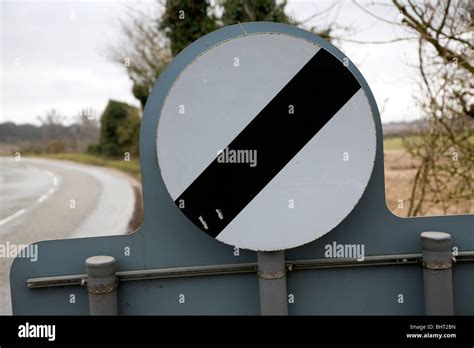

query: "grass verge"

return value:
[29, 153, 141, 181]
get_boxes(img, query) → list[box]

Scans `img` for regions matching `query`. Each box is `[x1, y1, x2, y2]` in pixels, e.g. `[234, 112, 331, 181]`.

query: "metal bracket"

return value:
[87, 281, 118, 295]
[257, 270, 285, 280]
[422, 258, 453, 270]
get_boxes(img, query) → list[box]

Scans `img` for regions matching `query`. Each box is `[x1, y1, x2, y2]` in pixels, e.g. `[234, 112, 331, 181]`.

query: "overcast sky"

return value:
[1, 0, 421, 125]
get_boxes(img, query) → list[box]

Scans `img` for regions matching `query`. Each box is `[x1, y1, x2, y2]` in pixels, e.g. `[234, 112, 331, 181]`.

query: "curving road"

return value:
[0, 157, 137, 314]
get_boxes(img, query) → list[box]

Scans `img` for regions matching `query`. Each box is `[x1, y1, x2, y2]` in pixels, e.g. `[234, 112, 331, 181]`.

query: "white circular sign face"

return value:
[157, 32, 376, 251]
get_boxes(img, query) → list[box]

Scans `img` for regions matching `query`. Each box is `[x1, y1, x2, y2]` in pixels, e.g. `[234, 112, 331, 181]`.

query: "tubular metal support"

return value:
[85, 255, 118, 316]
[257, 251, 288, 316]
[421, 232, 454, 315]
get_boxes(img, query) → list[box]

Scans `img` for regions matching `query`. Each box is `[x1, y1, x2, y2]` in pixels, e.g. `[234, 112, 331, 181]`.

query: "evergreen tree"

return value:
[221, 0, 291, 25]
[160, 0, 217, 56]
[99, 100, 141, 157]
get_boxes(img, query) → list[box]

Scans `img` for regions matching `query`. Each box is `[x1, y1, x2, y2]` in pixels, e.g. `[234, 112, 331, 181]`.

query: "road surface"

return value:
[0, 157, 137, 314]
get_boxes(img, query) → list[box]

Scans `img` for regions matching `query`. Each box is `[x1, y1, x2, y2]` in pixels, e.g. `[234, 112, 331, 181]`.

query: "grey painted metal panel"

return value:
[287, 265, 425, 315]
[9, 22, 473, 315]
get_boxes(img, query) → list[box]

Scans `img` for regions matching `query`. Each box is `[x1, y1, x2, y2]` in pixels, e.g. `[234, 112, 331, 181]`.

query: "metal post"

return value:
[257, 251, 288, 315]
[421, 232, 454, 315]
[85, 256, 118, 315]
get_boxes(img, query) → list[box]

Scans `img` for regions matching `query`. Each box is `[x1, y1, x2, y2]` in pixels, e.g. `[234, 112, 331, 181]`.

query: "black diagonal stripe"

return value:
[174, 48, 361, 238]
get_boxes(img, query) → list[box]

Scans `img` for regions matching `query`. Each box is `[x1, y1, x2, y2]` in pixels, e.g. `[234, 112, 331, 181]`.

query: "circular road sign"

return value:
[156, 23, 377, 251]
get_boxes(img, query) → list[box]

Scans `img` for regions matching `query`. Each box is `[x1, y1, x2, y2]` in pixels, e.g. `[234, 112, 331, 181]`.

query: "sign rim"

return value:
[154, 22, 378, 251]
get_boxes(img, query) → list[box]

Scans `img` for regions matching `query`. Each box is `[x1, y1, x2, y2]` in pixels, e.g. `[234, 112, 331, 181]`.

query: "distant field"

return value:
[384, 149, 473, 217]
[383, 136, 472, 216]
[383, 137, 404, 150]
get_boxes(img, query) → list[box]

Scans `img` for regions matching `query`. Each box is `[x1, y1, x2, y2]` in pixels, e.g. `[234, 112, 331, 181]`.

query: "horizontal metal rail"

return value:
[26, 251, 474, 289]
[27, 262, 258, 289]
